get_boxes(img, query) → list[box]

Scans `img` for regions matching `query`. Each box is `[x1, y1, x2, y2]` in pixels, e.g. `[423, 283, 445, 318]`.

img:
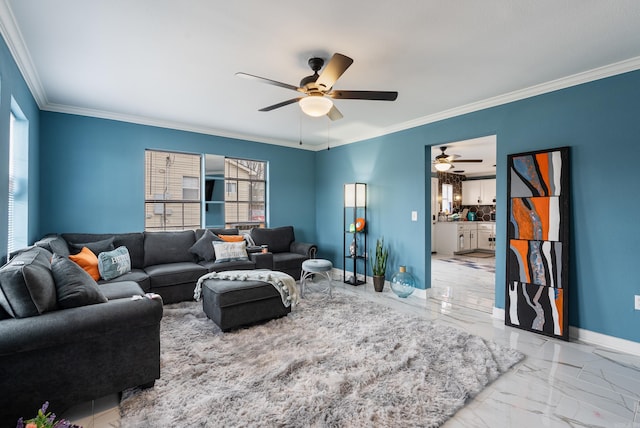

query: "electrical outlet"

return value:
[635, 295, 640, 311]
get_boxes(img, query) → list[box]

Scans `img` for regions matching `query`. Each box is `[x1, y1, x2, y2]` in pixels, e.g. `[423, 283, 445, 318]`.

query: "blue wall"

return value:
[315, 70, 640, 343]
[38, 112, 317, 243]
[3, 28, 640, 343]
[0, 35, 40, 263]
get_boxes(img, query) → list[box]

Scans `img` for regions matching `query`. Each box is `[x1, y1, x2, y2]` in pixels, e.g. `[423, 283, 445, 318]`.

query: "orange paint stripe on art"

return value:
[531, 197, 550, 240]
[555, 288, 563, 335]
[512, 198, 533, 240]
[510, 239, 531, 282]
[535, 153, 550, 196]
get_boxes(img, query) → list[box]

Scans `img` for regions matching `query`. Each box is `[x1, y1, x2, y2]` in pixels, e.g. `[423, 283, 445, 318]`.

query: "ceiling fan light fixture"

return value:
[434, 162, 452, 172]
[299, 95, 333, 117]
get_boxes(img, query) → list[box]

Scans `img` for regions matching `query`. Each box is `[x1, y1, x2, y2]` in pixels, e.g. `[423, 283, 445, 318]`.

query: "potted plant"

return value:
[370, 237, 389, 292]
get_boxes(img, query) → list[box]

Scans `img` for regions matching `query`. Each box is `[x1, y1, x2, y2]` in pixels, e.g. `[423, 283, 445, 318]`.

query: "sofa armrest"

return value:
[250, 252, 274, 270]
[0, 297, 163, 355]
[290, 242, 317, 258]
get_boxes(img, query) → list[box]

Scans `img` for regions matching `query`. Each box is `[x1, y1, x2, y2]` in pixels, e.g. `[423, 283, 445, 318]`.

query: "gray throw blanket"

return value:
[194, 270, 299, 308]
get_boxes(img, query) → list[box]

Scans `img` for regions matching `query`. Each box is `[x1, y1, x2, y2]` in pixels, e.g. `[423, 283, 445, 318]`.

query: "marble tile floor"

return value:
[63, 260, 640, 427]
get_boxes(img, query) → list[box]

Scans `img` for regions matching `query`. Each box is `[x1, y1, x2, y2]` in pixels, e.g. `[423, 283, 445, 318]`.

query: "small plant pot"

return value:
[373, 275, 385, 292]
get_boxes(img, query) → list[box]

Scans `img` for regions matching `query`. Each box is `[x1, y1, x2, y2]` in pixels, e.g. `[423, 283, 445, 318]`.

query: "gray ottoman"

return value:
[201, 278, 291, 331]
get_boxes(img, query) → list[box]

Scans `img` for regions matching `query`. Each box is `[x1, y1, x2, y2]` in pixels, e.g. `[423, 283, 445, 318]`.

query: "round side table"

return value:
[300, 259, 333, 298]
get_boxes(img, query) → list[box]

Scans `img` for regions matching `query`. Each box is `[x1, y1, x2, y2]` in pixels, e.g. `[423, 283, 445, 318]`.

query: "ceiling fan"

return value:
[236, 53, 398, 121]
[433, 146, 482, 172]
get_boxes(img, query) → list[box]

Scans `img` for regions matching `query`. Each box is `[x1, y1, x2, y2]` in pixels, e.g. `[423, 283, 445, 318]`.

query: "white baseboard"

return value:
[329, 269, 640, 356]
[491, 306, 640, 356]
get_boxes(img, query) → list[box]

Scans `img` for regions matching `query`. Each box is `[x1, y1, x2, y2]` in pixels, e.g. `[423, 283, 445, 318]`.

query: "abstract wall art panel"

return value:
[509, 197, 562, 241]
[506, 147, 570, 340]
[509, 240, 563, 288]
[507, 281, 565, 337]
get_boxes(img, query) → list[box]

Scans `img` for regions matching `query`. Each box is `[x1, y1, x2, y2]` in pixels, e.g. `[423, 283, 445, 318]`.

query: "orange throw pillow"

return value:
[217, 234, 245, 242]
[69, 247, 100, 281]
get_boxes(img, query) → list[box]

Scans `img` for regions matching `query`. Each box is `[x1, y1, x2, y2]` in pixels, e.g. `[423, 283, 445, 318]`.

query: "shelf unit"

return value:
[204, 175, 225, 228]
[343, 183, 367, 286]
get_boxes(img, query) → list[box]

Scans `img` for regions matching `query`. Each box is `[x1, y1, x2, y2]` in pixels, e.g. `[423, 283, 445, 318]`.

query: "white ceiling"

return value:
[1, 1, 640, 160]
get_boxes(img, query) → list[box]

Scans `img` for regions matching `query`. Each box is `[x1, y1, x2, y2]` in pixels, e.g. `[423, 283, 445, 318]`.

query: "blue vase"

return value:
[390, 266, 415, 298]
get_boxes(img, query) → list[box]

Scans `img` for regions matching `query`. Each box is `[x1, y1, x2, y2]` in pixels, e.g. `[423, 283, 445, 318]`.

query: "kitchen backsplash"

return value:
[462, 204, 495, 221]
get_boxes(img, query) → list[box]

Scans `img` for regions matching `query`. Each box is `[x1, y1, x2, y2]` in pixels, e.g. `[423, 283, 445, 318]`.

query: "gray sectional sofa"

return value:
[0, 246, 163, 426]
[0, 226, 315, 425]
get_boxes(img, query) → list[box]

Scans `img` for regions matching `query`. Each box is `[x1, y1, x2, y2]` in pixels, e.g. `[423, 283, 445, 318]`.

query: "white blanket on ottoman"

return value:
[194, 270, 299, 308]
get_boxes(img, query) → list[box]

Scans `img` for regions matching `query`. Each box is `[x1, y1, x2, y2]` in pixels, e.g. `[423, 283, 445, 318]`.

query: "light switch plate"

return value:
[635, 295, 640, 311]
[411, 211, 418, 221]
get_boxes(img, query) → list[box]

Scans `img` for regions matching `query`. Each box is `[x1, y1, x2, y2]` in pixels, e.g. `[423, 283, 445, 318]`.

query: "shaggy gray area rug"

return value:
[119, 290, 523, 427]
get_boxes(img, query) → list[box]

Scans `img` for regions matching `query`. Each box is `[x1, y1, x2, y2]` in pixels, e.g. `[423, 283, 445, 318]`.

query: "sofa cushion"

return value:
[98, 280, 145, 300]
[199, 259, 256, 272]
[189, 229, 223, 262]
[144, 230, 196, 266]
[51, 254, 108, 309]
[98, 246, 132, 281]
[273, 252, 308, 271]
[98, 268, 150, 291]
[144, 262, 207, 288]
[34, 235, 70, 257]
[68, 237, 115, 256]
[0, 247, 57, 318]
[250, 226, 295, 253]
[213, 242, 249, 263]
[69, 247, 100, 280]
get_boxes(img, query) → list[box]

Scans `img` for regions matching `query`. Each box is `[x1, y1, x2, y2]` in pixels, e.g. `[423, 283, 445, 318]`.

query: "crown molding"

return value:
[41, 103, 315, 151]
[318, 56, 640, 151]
[2, 0, 639, 152]
[0, 0, 48, 107]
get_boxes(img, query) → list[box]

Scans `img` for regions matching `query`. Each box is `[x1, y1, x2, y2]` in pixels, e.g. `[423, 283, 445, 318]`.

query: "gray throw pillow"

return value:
[51, 254, 108, 309]
[97, 246, 132, 281]
[0, 247, 57, 318]
[68, 237, 115, 255]
[189, 229, 223, 261]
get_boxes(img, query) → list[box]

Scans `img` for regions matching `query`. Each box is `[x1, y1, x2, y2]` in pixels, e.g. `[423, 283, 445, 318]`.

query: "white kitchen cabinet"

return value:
[477, 223, 496, 250]
[436, 221, 495, 255]
[462, 180, 482, 205]
[458, 223, 477, 252]
[462, 179, 496, 205]
[480, 179, 496, 205]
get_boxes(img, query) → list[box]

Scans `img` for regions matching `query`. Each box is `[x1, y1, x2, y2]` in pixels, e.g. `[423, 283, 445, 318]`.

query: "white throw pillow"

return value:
[213, 241, 249, 263]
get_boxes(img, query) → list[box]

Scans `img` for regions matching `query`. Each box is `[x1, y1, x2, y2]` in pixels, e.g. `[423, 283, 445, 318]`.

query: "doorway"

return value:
[429, 135, 496, 313]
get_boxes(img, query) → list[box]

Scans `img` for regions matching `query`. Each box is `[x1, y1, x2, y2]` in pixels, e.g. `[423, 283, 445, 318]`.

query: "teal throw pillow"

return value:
[97, 246, 132, 281]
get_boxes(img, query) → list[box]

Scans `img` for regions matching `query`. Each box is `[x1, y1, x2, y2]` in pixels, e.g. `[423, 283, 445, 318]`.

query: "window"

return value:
[144, 150, 201, 231]
[441, 183, 453, 214]
[224, 158, 266, 230]
[8, 99, 29, 255]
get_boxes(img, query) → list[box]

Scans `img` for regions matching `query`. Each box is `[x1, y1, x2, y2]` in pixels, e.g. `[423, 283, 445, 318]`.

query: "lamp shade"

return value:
[299, 95, 333, 117]
[345, 183, 366, 207]
[434, 162, 452, 172]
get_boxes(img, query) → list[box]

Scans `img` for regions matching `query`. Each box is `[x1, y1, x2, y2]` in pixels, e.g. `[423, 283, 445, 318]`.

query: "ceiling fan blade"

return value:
[330, 90, 398, 101]
[258, 98, 302, 112]
[327, 105, 343, 121]
[315, 53, 353, 91]
[452, 159, 483, 163]
[235, 72, 302, 93]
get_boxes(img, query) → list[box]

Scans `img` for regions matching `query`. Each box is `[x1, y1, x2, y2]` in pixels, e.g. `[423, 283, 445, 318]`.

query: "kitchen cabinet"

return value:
[436, 222, 491, 255]
[462, 179, 496, 205]
[477, 223, 496, 250]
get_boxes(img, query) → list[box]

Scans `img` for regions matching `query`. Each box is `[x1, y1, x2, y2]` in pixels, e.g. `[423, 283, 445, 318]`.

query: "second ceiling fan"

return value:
[433, 146, 483, 172]
[236, 53, 398, 120]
